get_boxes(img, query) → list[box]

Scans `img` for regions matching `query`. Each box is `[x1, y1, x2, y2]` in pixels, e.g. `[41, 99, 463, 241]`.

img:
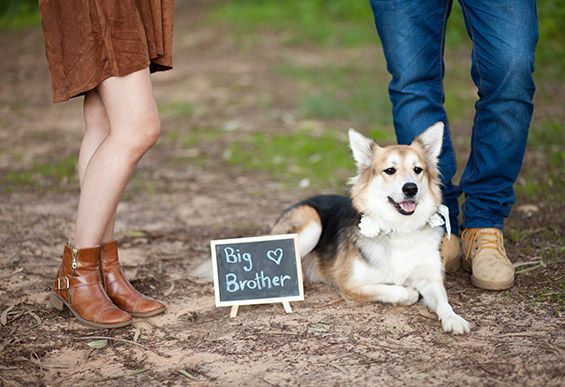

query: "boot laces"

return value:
[462, 228, 505, 261]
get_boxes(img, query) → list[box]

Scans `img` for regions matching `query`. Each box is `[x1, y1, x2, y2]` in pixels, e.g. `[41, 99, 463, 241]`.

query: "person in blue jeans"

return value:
[369, 0, 538, 290]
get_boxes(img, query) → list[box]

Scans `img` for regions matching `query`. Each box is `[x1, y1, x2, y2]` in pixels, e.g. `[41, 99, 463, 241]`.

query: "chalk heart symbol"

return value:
[267, 248, 283, 265]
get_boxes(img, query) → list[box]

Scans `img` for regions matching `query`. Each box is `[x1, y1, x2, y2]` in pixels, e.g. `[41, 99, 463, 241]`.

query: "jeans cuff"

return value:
[461, 220, 504, 231]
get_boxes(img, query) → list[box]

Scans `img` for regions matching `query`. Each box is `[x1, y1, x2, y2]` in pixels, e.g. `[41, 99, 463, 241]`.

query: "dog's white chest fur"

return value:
[352, 227, 444, 286]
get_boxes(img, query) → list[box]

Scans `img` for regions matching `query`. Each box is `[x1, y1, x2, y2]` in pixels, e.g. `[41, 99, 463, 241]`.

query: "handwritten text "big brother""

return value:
[223, 247, 291, 293]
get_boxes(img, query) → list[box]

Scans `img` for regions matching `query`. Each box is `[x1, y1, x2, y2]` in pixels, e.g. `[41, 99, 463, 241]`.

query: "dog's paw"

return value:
[397, 287, 420, 306]
[441, 313, 471, 335]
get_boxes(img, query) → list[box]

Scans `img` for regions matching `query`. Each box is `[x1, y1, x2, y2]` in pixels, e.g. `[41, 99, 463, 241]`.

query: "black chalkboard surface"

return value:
[210, 234, 304, 307]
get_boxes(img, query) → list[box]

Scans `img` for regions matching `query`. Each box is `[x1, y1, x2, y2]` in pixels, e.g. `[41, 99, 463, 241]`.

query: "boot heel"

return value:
[50, 292, 64, 311]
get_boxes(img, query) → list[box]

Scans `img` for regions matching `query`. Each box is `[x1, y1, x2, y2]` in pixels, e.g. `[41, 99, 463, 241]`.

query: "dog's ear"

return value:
[349, 129, 376, 170]
[412, 122, 444, 163]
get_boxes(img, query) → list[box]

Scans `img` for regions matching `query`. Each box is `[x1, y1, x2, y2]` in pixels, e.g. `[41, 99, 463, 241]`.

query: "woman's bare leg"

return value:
[74, 68, 160, 248]
[79, 90, 116, 243]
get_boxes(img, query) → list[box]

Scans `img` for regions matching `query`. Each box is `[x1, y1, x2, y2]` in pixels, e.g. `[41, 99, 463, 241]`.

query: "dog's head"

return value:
[349, 122, 444, 232]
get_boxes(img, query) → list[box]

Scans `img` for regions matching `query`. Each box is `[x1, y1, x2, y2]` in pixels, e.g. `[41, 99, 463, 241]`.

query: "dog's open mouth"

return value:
[388, 197, 417, 216]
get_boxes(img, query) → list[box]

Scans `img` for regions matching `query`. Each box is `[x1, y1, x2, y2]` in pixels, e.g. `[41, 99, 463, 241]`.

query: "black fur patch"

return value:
[287, 195, 361, 260]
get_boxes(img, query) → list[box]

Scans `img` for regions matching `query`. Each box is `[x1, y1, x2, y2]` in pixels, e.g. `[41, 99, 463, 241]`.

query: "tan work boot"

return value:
[460, 228, 514, 290]
[440, 235, 461, 273]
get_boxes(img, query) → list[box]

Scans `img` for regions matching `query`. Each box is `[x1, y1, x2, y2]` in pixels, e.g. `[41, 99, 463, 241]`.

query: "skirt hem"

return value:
[51, 60, 172, 103]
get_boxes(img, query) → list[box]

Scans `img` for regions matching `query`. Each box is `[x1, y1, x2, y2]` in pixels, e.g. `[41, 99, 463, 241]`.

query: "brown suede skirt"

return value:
[39, 0, 175, 103]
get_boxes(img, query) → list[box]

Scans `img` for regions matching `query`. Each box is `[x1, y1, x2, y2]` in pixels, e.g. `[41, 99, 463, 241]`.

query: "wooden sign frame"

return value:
[210, 234, 304, 316]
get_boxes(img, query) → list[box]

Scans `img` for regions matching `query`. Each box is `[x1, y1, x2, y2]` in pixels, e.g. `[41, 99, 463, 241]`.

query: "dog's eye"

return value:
[384, 167, 396, 175]
[414, 167, 423, 174]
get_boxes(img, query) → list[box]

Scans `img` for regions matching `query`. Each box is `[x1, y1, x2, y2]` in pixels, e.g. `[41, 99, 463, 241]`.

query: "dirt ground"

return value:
[0, 2, 563, 386]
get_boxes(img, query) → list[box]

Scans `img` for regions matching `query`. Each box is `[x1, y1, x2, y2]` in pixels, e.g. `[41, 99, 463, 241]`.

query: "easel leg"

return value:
[282, 301, 293, 314]
[230, 305, 239, 318]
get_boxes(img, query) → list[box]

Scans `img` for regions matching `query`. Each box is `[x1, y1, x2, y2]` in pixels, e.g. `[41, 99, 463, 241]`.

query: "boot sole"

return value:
[130, 306, 167, 318]
[471, 276, 514, 291]
[50, 292, 132, 329]
[462, 259, 514, 290]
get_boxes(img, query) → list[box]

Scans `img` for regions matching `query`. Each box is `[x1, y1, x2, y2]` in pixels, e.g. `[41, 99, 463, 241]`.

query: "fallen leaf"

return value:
[87, 339, 108, 349]
[1, 304, 16, 325]
[133, 327, 141, 343]
[123, 230, 146, 238]
[178, 369, 198, 380]
[129, 368, 148, 376]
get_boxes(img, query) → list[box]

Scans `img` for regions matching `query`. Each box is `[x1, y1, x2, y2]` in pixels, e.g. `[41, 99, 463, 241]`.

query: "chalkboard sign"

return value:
[210, 234, 304, 308]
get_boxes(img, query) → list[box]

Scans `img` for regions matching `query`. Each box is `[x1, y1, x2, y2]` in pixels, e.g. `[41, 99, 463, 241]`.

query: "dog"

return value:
[272, 122, 470, 334]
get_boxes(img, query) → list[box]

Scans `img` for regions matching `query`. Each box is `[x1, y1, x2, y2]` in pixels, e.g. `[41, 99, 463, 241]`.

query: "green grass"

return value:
[158, 101, 194, 120]
[155, 125, 226, 169]
[275, 63, 393, 126]
[444, 2, 470, 48]
[528, 121, 565, 171]
[538, 280, 565, 317]
[228, 58, 475, 188]
[214, 0, 374, 47]
[0, 0, 40, 30]
[159, 126, 224, 149]
[226, 127, 396, 189]
[536, 1, 565, 79]
[226, 129, 351, 189]
[182, 128, 225, 148]
[128, 173, 157, 196]
[517, 121, 565, 200]
[300, 94, 351, 120]
[1, 155, 77, 189]
[275, 55, 475, 128]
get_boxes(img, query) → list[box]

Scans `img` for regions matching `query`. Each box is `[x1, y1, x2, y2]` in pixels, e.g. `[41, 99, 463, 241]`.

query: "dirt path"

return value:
[1, 2, 563, 386]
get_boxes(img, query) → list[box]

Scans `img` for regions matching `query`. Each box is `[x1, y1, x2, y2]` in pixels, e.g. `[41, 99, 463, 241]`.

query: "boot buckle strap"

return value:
[56, 276, 70, 290]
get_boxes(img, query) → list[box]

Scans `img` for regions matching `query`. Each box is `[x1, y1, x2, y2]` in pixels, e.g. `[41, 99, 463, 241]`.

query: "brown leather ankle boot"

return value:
[50, 243, 132, 328]
[100, 241, 166, 317]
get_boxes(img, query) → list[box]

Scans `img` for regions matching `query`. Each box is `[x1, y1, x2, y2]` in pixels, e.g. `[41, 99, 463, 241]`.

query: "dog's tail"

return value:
[271, 204, 323, 281]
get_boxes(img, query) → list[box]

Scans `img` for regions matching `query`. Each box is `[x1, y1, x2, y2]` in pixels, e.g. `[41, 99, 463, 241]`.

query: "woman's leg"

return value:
[79, 90, 116, 243]
[74, 67, 160, 248]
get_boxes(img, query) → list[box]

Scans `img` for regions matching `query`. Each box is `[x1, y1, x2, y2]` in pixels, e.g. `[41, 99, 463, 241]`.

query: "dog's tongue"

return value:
[400, 201, 416, 213]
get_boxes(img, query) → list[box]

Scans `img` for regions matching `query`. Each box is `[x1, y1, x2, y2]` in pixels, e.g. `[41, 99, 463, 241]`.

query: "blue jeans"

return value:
[369, 0, 538, 232]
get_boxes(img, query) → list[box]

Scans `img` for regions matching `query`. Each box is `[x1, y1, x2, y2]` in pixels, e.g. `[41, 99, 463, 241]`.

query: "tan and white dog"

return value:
[272, 122, 470, 334]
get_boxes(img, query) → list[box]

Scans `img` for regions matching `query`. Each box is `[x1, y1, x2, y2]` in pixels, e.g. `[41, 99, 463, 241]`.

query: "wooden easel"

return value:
[229, 301, 293, 318]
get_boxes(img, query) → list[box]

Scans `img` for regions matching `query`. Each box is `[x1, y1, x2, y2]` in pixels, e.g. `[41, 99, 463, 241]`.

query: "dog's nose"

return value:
[402, 182, 418, 197]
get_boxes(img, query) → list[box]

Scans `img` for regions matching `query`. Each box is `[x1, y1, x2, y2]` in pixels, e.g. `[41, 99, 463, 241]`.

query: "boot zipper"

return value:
[71, 247, 78, 276]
